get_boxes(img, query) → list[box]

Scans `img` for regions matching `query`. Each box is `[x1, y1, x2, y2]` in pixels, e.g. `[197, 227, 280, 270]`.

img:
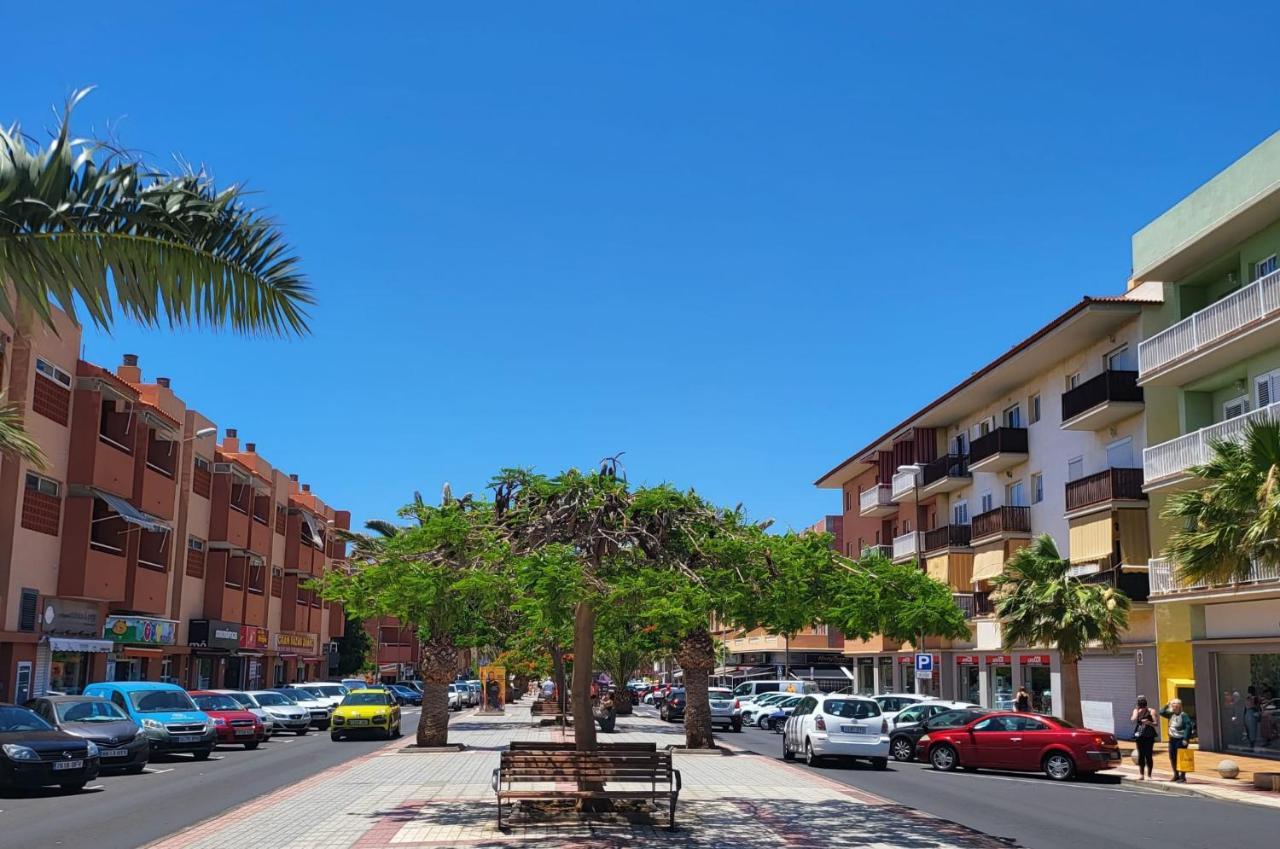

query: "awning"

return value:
[1068, 513, 1113, 564]
[972, 546, 1006, 584]
[1116, 509, 1151, 566]
[137, 408, 181, 438]
[93, 490, 170, 534]
[301, 513, 325, 548]
[120, 647, 164, 658]
[48, 637, 114, 653]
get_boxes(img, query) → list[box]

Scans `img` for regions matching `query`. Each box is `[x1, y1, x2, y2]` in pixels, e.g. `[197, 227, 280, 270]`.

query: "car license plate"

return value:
[840, 725, 866, 734]
[177, 735, 201, 743]
[234, 728, 253, 736]
[348, 719, 369, 726]
[101, 748, 127, 758]
[54, 759, 83, 770]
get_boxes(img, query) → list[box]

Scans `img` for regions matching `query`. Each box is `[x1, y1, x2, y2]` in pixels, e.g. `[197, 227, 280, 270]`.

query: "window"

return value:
[248, 557, 265, 594]
[952, 500, 969, 526]
[98, 400, 134, 452]
[185, 536, 206, 578]
[19, 588, 38, 632]
[1254, 254, 1277, 281]
[1066, 372, 1081, 390]
[145, 429, 176, 477]
[25, 472, 59, 497]
[1031, 473, 1044, 504]
[1106, 437, 1134, 469]
[35, 357, 72, 388]
[1256, 368, 1280, 409]
[1028, 394, 1041, 424]
[1067, 456, 1084, 482]
[138, 530, 168, 571]
[230, 481, 251, 514]
[1223, 395, 1249, 420]
[1006, 480, 1026, 508]
[1106, 345, 1137, 371]
[953, 433, 968, 456]
[89, 498, 127, 554]
[188, 536, 205, 552]
[1003, 404, 1022, 428]
[979, 491, 993, 513]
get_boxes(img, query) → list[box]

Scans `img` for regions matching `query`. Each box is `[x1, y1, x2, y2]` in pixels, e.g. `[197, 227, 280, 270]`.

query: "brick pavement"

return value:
[145, 701, 1010, 849]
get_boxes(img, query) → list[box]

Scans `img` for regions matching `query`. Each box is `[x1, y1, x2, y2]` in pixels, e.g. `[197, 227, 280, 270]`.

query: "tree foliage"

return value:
[825, 551, 970, 645]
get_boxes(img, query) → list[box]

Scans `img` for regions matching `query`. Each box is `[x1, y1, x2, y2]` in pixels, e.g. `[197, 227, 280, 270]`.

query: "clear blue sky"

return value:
[7, 3, 1280, 532]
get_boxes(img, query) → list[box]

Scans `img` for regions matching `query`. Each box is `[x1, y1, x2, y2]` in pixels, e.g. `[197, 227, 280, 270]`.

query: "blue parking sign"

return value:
[914, 653, 933, 678]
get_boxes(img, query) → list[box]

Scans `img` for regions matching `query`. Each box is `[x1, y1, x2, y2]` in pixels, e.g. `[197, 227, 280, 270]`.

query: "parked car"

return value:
[757, 695, 804, 729]
[888, 706, 989, 762]
[782, 694, 890, 768]
[396, 681, 424, 694]
[659, 688, 686, 722]
[330, 689, 402, 740]
[731, 679, 821, 701]
[189, 691, 266, 748]
[273, 687, 333, 729]
[872, 693, 931, 725]
[707, 687, 743, 732]
[0, 703, 100, 792]
[739, 692, 795, 725]
[24, 695, 147, 774]
[340, 678, 370, 692]
[447, 684, 465, 711]
[83, 681, 216, 759]
[210, 690, 274, 735]
[466, 680, 482, 706]
[298, 682, 350, 710]
[388, 684, 422, 706]
[244, 690, 312, 735]
[917, 711, 1122, 780]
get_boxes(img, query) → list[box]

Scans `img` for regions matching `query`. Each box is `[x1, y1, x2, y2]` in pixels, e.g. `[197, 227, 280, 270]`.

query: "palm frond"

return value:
[0, 89, 311, 336]
[0, 396, 44, 468]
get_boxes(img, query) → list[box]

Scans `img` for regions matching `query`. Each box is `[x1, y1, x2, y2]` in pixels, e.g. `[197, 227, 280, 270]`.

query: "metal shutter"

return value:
[1078, 654, 1138, 739]
[18, 588, 38, 631]
[33, 641, 51, 697]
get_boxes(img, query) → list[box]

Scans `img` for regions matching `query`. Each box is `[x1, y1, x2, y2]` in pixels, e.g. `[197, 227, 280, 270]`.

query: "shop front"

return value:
[238, 626, 270, 690]
[272, 631, 319, 682]
[35, 598, 113, 695]
[103, 615, 177, 681]
[188, 618, 241, 688]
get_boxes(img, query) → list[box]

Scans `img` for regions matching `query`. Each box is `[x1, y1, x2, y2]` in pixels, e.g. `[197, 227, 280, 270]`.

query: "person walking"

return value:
[1161, 698, 1194, 782]
[1131, 696, 1158, 780]
[1014, 686, 1031, 713]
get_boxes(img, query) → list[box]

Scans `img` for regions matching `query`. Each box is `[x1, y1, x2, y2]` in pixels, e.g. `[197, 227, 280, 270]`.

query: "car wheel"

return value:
[731, 718, 742, 733]
[331, 732, 343, 742]
[1043, 752, 1076, 781]
[193, 748, 212, 761]
[126, 764, 147, 775]
[929, 744, 958, 772]
[295, 729, 308, 736]
[757, 714, 769, 729]
[244, 742, 259, 750]
[871, 757, 888, 771]
[891, 737, 914, 762]
[782, 735, 795, 761]
[60, 781, 86, 793]
[804, 739, 821, 767]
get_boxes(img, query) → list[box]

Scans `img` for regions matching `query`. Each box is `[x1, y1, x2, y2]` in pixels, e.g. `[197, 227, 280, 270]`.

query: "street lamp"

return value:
[184, 426, 217, 442]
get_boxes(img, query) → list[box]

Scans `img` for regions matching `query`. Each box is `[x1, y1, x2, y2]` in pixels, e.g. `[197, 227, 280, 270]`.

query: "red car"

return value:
[916, 711, 1120, 781]
[189, 691, 266, 749]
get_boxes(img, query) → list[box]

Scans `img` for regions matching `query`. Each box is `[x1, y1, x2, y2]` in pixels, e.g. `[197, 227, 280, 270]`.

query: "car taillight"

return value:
[734, 700, 740, 710]
[814, 715, 826, 731]
[881, 719, 889, 734]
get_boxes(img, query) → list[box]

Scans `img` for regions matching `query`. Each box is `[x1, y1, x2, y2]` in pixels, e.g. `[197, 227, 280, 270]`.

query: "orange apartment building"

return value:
[0, 311, 348, 702]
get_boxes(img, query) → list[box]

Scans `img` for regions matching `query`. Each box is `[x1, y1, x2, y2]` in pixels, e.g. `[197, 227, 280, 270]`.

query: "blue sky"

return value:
[6, 3, 1280, 532]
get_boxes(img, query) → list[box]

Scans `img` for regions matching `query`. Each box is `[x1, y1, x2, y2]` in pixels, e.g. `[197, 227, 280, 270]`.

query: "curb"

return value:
[1118, 774, 1280, 809]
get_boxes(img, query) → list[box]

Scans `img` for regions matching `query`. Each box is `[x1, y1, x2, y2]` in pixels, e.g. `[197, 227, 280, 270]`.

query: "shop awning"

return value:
[93, 490, 170, 534]
[48, 637, 114, 653]
[972, 546, 1006, 584]
[1068, 513, 1113, 564]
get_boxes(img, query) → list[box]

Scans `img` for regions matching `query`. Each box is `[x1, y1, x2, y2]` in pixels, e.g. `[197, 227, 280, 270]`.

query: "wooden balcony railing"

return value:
[1061, 370, 1143, 422]
[1064, 467, 1146, 512]
[920, 453, 969, 487]
[969, 427, 1028, 466]
[952, 591, 994, 619]
[972, 506, 1030, 539]
[923, 524, 972, 552]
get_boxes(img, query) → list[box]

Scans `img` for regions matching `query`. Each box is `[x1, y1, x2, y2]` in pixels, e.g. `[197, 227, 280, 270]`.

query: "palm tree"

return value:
[1163, 420, 1280, 586]
[990, 534, 1131, 727]
[0, 89, 312, 463]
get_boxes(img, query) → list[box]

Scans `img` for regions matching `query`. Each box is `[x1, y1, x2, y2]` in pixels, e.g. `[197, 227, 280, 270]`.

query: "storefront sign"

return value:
[239, 626, 270, 650]
[104, 615, 177, 646]
[272, 631, 318, 654]
[188, 619, 241, 652]
[956, 654, 980, 665]
[42, 598, 102, 638]
[984, 654, 1011, 666]
[1019, 654, 1051, 666]
[856, 657, 875, 667]
[898, 655, 915, 664]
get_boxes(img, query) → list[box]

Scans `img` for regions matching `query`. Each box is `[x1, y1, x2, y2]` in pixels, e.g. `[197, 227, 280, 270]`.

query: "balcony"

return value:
[858, 483, 897, 518]
[918, 453, 970, 497]
[968, 428, 1028, 473]
[1060, 370, 1144, 431]
[1138, 268, 1280, 386]
[892, 531, 919, 563]
[971, 506, 1031, 544]
[860, 543, 892, 559]
[1064, 468, 1147, 514]
[952, 591, 993, 619]
[1143, 401, 1280, 488]
[923, 524, 972, 553]
[891, 467, 920, 503]
[1077, 563, 1150, 603]
[1148, 557, 1280, 598]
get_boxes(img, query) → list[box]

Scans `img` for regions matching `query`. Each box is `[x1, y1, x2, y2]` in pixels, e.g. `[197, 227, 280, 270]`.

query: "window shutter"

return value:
[1225, 398, 1247, 419]
[1258, 377, 1271, 409]
[19, 588, 38, 631]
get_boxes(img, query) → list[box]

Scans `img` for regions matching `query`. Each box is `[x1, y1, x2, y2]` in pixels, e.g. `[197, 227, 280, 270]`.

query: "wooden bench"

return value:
[491, 750, 681, 830]
[530, 701, 570, 716]
[508, 741, 656, 753]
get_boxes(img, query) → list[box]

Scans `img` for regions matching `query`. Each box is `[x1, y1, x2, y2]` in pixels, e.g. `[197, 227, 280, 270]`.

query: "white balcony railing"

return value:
[1144, 401, 1280, 483]
[861, 544, 893, 559]
[1149, 557, 1280, 596]
[891, 467, 920, 502]
[859, 483, 894, 513]
[1139, 268, 1280, 376]
[892, 531, 919, 561]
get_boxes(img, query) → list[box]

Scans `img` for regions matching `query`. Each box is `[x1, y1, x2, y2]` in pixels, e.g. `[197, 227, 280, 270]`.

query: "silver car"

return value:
[708, 687, 742, 732]
[213, 690, 276, 735]
[244, 690, 312, 735]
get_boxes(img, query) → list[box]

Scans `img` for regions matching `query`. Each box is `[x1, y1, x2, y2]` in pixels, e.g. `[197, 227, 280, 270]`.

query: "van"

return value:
[731, 679, 822, 700]
[83, 681, 217, 759]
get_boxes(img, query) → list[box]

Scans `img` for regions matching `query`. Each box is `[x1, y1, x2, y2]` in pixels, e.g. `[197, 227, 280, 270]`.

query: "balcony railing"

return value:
[859, 483, 895, 514]
[1148, 557, 1280, 596]
[891, 467, 920, 501]
[920, 453, 969, 487]
[1079, 564, 1149, 602]
[923, 524, 972, 552]
[972, 506, 1031, 540]
[952, 591, 993, 619]
[1064, 468, 1146, 512]
[969, 427, 1028, 466]
[892, 531, 919, 561]
[1061, 370, 1143, 422]
[1139, 268, 1280, 377]
[1144, 401, 1280, 483]
[861, 544, 892, 559]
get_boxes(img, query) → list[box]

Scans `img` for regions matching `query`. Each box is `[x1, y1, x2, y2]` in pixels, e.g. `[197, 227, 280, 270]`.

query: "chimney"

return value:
[223, 427, 240, 452]
[289, 474, 299, 481]
[245, 442, 256, 453]
[117, 353, 142, 384]
[288, 474, 300, 495]
[156, 377, 171, 388]
[302, 484, 311, 493]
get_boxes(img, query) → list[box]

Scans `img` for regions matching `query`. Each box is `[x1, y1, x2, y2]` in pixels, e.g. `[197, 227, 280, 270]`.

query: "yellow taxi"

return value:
[330, 688, 402, 740]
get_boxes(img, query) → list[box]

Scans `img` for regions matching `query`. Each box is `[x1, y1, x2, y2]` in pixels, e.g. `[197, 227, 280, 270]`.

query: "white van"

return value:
[731, 679, 821, 700]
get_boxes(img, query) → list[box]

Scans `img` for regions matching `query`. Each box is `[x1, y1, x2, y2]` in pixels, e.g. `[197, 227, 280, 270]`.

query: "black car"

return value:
[0, 703, 100, 792]
[659, 689, 686, 722]
[888, 706, 991, 762]
[26, 696, 149, 774]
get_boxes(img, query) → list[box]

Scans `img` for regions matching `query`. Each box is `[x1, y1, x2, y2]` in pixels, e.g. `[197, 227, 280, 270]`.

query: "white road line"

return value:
[933, 771, 1149, 794]
[86, 785, 105, 790]
[143, 768, 174, 775]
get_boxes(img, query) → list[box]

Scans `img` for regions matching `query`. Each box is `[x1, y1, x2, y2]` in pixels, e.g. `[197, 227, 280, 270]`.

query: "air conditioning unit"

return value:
[212, 462, 234, 475]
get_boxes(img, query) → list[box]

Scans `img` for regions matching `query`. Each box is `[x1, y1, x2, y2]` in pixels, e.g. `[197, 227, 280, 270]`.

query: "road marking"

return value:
[86, 785, 105, 790]
[933, 771, 1149, 794]
[144, 768, 174, 775]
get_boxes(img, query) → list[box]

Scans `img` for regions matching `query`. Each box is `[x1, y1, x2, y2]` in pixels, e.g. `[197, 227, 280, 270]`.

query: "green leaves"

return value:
[823, 551, 969, 644]
[0, 395, 46, 468]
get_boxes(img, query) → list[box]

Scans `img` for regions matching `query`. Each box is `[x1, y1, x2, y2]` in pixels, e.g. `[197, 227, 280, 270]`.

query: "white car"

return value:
[739, 692, 795, 724]
[244, 690, 312, 735]
[707, 687, 742, 731]
[213, 689, 275, 734]
[275, 687, 334, 729]
[782, 694, 890, 768]
[873, 693, 932, 725]
[754, 694, 804, 728]
[298, 682, 349, 710]
[447, 684, 466, 711]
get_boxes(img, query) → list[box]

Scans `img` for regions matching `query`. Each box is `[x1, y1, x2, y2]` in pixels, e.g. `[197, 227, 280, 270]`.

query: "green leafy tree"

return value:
[990, 534, 1130, 726]
[334, 614, 373, 677]
[1163, 421, 1280, 585]
[825, 551, 971, 647]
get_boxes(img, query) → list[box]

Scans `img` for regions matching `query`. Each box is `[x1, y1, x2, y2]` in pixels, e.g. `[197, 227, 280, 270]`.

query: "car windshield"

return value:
[1052, 718, 1077, 729]
[193, 694, 241, 711]
[313, 686, 345, 697]
[130, 690, 197, 713]
[708, 689, 732, 699]
[224, 692, 254, 708]
[824, 699, 880, 719]
[252, 692, 292, 706]
[0, 706, 52, 732]
[277, 689, 311, 701]
[778, 696, 801, 708]
[928, 710, 986, 729]
[56, 700, 128, 722]
[343, 693, 389, 707]
[296, 686, 325, 697]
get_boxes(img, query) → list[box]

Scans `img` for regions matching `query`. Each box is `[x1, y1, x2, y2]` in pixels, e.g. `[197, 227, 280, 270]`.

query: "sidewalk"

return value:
[145, 700, 1009, 849]
[1114, 741, 1280, 809]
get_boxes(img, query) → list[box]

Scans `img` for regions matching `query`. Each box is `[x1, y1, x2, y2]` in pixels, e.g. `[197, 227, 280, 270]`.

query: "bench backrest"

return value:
[508, 741, 657, 753]
[498, 751, 673, 784]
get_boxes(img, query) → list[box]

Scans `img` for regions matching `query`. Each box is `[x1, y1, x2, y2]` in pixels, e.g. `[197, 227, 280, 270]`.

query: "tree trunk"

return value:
[571, 600, 597, 752]
[416, 634, 458, 747]
[1060, 654, 1084, 727]
[784, 633, 791, 678]
[678, 627, 717, 749]
[550, 645, 567, 716]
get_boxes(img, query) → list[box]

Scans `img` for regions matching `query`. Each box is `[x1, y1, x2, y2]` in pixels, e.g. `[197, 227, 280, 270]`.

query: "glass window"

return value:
[1215, 652, 1280, 757]
[1025, 665, 1053, 714]
[1067, 456, 1084, 482]
[0, 706, 52, 732]
[192, 694, 241, 711]
[55, 699, 128, 722]
[35, 357, 72, 387]
[342, 692, 392, 707]
[980, 492, 993, 513]
[953, 501, 968, 526]
[1004, 404, 1022, 428]
[971, 716, 1009, 732]
[1031, 473, 1044, 504]
[824, 699, 880, 719]
[1255, 255, 1277, 280]
[1007, 480, 1027, 507]
[896, 705, 925, 725]
[130, 689, 198, 712]
[1029, 394, 1041, 424]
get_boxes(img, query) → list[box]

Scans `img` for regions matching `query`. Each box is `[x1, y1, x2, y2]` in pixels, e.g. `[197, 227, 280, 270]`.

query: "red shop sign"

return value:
[985, 654, 1011, 665]
[1020, 654, 1051, 666]
[956, 655, 980, 665]
[899, 655, 914, 664]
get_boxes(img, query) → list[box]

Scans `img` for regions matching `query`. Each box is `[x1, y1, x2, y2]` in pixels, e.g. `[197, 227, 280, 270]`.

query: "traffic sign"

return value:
[914, 653, 933, 678]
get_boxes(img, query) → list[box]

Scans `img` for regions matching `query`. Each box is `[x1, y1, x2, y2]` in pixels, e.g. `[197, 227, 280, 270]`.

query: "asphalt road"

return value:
[1, 707, 421, 849]
[726, 716, 1274, 849]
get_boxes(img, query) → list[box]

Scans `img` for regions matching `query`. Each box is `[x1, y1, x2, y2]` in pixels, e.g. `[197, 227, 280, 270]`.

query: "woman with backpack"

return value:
[1130, 696, 1158, 780]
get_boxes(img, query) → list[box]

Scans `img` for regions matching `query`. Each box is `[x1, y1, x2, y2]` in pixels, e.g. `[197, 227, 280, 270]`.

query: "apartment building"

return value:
[818, 296, 1160, 734]
[1133, 130, 1280, 760]
[0, 311, 347, 701]
[368, 616, 420, 682]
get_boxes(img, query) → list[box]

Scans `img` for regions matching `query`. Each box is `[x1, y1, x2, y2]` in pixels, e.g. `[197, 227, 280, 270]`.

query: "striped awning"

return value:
[972, 546, 1005, 584]
[1069, 513, 1114, 564]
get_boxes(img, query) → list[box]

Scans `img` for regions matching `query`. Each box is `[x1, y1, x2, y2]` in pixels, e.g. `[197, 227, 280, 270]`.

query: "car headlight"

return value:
[86, 741, 99, 758]
[133, 728, 146, 741]
[373, 713, 385, 721]
[2, 744, 39, 761]
[332, 715, 345, 724]
[212, 717, 226, 726]
[142, 718, 165, 731]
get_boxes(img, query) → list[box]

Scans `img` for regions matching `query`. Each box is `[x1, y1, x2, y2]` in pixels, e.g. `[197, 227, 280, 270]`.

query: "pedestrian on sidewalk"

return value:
[1161, 698, 1193, 782]
[1014, 686, 1031, 713]
[1131, 696, 1158, 780]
